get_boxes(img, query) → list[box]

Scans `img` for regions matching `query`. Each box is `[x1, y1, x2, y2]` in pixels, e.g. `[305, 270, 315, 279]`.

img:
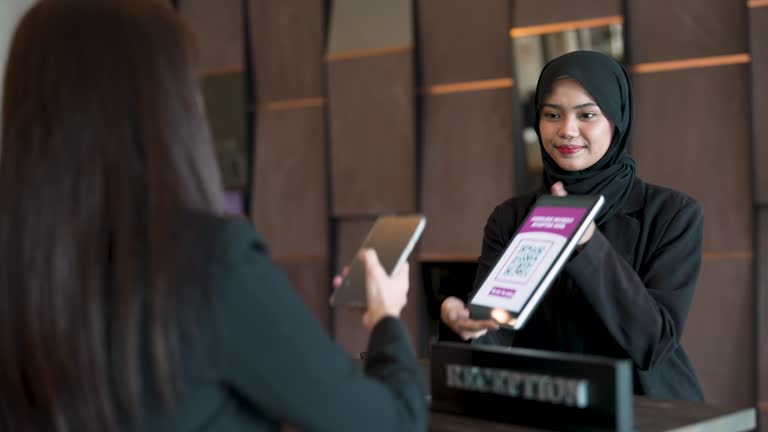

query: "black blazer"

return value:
[140, 216, 427, 431]
[470, 177, 705, 401]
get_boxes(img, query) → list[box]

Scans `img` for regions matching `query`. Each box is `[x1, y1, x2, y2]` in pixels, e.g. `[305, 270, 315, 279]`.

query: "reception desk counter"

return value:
[430, 396, 756, 431]
[417, 353, 756, 432]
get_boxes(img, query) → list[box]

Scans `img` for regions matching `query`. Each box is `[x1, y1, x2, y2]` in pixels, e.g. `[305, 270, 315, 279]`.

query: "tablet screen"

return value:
[470, 205, 588, 313]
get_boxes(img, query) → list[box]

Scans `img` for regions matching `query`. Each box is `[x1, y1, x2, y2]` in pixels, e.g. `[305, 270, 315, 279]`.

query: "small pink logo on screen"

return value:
[489, 287, 516, 299]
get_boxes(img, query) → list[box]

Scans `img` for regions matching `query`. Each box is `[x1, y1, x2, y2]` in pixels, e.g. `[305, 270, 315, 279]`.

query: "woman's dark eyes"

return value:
[541, 111, 599, 120]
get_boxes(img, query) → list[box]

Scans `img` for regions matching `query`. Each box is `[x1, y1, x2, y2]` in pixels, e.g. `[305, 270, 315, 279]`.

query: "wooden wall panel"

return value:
[757, 209, 768, 428]
[247, 2, 329, 331]
[632, 65, 752, 252]
[178, 0, 242, 73]
[327, 52, 416, 216]
[417, 0, 515, 259]
[248, 1, 328, 256]
[751, 6, 768, 204]
[418, 0, 513, 85]
[249, 0, 325, 103]
[627, 0, 748, 64]
[752, 5, 768, 430]
[334, 218, 423, 357]
[251, 107, 328, 257]
[326, 0, 415, 217]
[327, 0, 412, 54]
[682, 259, 755, 408]
[275, 258, 330, 329]
[420, 88, 516, 258]
[513, 0, 621, 28]
[628, 0, 754, 411]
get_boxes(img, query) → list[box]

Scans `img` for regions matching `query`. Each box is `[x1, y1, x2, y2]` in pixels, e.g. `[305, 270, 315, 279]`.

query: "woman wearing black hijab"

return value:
[440, 51, 705, 401]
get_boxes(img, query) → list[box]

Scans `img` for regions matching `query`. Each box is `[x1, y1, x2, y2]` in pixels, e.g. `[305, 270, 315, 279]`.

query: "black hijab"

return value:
[534, 50, 636, 225]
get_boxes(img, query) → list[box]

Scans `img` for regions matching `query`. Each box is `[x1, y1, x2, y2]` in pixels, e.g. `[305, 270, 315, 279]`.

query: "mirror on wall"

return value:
[200, 72, 248, 215]
[511, 21, 624, 190]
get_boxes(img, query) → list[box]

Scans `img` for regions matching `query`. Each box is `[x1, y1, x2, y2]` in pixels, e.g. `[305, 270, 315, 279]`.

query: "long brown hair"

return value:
[0, 0, 222, 430]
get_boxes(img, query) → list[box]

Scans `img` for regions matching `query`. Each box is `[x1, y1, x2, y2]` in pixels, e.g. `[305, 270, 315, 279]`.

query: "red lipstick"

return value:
[555, 145, 583, 155]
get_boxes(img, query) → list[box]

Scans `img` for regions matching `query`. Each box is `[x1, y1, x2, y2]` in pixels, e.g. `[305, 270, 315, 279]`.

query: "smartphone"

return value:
[330, 214, 426, 309]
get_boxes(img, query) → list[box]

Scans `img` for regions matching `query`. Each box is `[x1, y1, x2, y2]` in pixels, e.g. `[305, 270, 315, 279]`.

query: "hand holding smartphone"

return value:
[330, 214, 426, 310]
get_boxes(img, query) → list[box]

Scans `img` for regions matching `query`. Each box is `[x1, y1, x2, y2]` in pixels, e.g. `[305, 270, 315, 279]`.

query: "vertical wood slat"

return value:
[178, 0, 243, 74]
[418, 0, 513, 86]
[682, 259, 755, 408]
[326, 52, 416, 216]
[252, 108, 328, 257]
[750, 6, 768, 431]
[326, 0, 412, 56]
[326, 0, 416, 217]
[418, 0, 516, 258]
[248, 1, 330, 325]
[631, 65, 752, 252]
[756, 210, 768, 430]
[249, 0, 325, 103]
[750, 7, 768, 204]
[626, 0, 748, 64]
[627, 0, 754, 410]
[512, 0, 621, 28]
[249, 0, 328, 256]
[419, 88, 516, 257]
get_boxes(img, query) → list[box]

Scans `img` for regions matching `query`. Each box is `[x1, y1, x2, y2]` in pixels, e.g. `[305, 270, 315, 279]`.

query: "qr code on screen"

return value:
[501, 243, 547, 280]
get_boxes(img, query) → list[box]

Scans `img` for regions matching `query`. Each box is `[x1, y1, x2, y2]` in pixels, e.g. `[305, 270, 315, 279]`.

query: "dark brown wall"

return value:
[179, 0, 242, 74]
[627, 0, 754, 410]
[252, 108, 328, 257]
[753, 5, 768, 205]
[631, 66, 752, 253]
[250, 1, 325, 103]
[627, 1, 748, 64]
[325, 0, 419, 354]
[327, 51, 416, 216]
[750, 2, 768, 428]
[419, 0, 513, 84]
[419, 87, 515, 258]
[756, 210, 768, 428]
[418, 0, 516, 260]
[513, 0, 621, 27]
[249, 1, 330, 327]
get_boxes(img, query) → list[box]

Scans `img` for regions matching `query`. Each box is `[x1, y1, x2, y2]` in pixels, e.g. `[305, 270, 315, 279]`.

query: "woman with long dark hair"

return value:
[0, 1, 426, 431]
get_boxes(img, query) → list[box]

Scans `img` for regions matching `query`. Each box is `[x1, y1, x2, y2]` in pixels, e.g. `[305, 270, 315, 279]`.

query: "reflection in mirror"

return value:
[201, 72, 248, 215]
[512, 23, 624, 190]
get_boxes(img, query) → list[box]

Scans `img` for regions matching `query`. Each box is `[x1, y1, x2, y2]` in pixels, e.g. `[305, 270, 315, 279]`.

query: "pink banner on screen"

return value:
[489, 287, 516, 298]
[518, 206, 587, 237]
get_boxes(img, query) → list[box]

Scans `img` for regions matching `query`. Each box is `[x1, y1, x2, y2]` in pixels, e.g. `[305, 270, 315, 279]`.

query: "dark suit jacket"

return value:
[471, 177, 705, 401]
[140, 216, 427, 431]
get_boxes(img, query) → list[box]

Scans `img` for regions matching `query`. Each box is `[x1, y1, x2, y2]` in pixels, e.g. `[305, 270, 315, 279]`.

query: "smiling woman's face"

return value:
[538, 78, 614, 171]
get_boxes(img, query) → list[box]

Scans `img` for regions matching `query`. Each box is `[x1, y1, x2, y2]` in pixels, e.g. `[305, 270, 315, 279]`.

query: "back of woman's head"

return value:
[0, 0, 222, 430]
